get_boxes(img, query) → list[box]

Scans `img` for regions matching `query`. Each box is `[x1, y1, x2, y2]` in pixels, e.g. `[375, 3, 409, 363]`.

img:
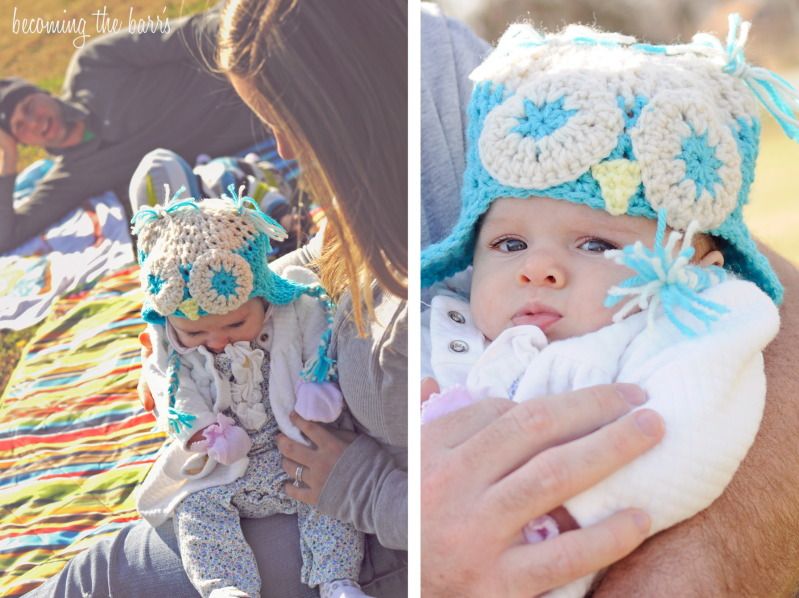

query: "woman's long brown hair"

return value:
[218, 0, 408, 332]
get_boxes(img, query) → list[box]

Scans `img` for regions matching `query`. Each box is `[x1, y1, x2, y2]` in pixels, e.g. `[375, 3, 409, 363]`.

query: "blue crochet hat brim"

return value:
[421, 220, 477, 290]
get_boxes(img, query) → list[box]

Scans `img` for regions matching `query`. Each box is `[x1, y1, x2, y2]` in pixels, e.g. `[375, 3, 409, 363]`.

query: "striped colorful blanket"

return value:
[0, 266, 165, 597]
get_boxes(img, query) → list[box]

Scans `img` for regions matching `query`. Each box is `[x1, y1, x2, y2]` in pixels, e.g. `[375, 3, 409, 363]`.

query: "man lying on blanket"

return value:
[0, 6, 265, 254]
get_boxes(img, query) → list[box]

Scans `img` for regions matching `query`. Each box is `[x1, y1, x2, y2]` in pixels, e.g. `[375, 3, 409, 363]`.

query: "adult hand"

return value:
[277, 411, 357, 505]
[0, 128, 18, 176]
[422, 383, 665, 598]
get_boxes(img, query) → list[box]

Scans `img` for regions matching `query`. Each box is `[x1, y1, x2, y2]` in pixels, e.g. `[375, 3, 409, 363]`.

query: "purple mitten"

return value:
[295, 380, 344, 422]
[421, 385, 479, 425]
[203, 413, 252, 465]
[522, 515, 560, 544]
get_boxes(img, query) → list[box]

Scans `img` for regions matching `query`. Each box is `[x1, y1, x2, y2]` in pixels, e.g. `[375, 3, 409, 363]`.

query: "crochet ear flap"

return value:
[631, 90, 743, 232]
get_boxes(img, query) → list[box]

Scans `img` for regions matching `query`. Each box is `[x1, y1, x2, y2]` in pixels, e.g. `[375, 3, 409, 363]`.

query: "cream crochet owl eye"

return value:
[188, 249, 254, 315]
[141, 254, 185, 316]
[631, 90, 742, 231]
[478, 72, 624, 189]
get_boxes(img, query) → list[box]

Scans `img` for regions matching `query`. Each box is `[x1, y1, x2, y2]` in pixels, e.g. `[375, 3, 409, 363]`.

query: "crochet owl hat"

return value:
[132, 185, 336, 382]
[421, 15, 799, 304]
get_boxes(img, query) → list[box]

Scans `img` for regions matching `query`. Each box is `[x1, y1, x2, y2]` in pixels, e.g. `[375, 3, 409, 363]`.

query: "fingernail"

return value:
[634, 409, 663, 437]
[632, 510, 651, 533]
[616, 384, 647, 406]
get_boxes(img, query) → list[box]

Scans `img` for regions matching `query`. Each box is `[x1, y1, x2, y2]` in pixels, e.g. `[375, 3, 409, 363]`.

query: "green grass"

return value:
[0, 326, 40, 397]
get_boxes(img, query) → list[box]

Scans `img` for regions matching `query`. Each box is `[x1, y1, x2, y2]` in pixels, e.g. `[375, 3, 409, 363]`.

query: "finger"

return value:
[456, 384, 647, 483]
[500, 509, 651, 595]
[486, 409, 664, 533]
[422, 397, 515, 451]
[281, 456, 302, 479]
[421, 377, 440, 403]
[284, 460, 324, 498]
[137, 377, 155, 412]
[288, 412, 333, 447]
[143, 388, 154, 412]
[138, 330, 153, 357]
[276, 433, 318, 466]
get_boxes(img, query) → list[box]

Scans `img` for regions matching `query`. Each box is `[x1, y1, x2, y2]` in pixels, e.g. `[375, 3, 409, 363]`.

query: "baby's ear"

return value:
[697, 249, 724, 268]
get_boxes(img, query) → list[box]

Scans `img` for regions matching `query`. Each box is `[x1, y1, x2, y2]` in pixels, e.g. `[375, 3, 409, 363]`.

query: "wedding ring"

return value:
[293, 464, 304, 488]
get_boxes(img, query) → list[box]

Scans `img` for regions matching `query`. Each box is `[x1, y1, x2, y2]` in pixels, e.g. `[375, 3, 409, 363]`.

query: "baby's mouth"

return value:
[511, 306, 562, 331]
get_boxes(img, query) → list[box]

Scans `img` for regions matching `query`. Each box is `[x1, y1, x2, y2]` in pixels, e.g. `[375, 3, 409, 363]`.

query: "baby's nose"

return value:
[518, 251, 566, 288]
[206, 334, 230, 353]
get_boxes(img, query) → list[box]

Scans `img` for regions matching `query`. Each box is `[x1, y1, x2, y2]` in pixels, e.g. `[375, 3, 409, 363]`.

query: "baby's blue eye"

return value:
[493, 237, 527, 252]
[578, 238, 617, 253]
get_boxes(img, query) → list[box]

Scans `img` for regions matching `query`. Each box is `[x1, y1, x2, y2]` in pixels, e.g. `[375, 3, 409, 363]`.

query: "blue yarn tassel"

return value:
[163, 350, 198, 435]
[299, 284, 338, 382]
[693, 14, 799, 142]
[604, 210, 728, 337]
[302, 352, 337, 383]
[130, 184, 199, 234]
[167, 407, 197, 435]
[225, 183, 287, 241]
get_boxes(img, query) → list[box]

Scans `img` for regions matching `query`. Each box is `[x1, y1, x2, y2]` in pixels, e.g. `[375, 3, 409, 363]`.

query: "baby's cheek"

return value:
[470, 292, 500, 341]
[177, 332, 201, 348]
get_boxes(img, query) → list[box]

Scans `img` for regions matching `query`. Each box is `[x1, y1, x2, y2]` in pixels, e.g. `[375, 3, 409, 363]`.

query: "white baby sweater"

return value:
[135, 266, 329, 526]
[423, 277, 779, 597]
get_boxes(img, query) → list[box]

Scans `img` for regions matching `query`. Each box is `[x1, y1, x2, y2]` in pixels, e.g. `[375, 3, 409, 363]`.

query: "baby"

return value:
[421, 15, 791, 597]
[131, 188, 369, 598]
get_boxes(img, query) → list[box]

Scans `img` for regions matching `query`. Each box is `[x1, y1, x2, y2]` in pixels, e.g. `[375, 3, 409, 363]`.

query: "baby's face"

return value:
[168, 298, 266, 353]
[471, 197, 658, 342]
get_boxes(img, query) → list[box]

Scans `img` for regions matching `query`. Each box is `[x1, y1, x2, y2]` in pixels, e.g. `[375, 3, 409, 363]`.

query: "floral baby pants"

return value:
[173, 349, 364, 598]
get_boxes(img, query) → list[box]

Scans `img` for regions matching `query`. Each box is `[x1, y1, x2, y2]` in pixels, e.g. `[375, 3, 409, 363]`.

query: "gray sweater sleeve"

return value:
[0, 154, 133, 253]
[317, 294, 408, 550]
[319, 434, 408, 550]
[0, 174, 16, 250]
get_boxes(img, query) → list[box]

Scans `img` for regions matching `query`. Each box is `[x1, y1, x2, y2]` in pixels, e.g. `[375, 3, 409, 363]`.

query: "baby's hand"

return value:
[189, 413, 251, 465]
[295, 380, 344, 422]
